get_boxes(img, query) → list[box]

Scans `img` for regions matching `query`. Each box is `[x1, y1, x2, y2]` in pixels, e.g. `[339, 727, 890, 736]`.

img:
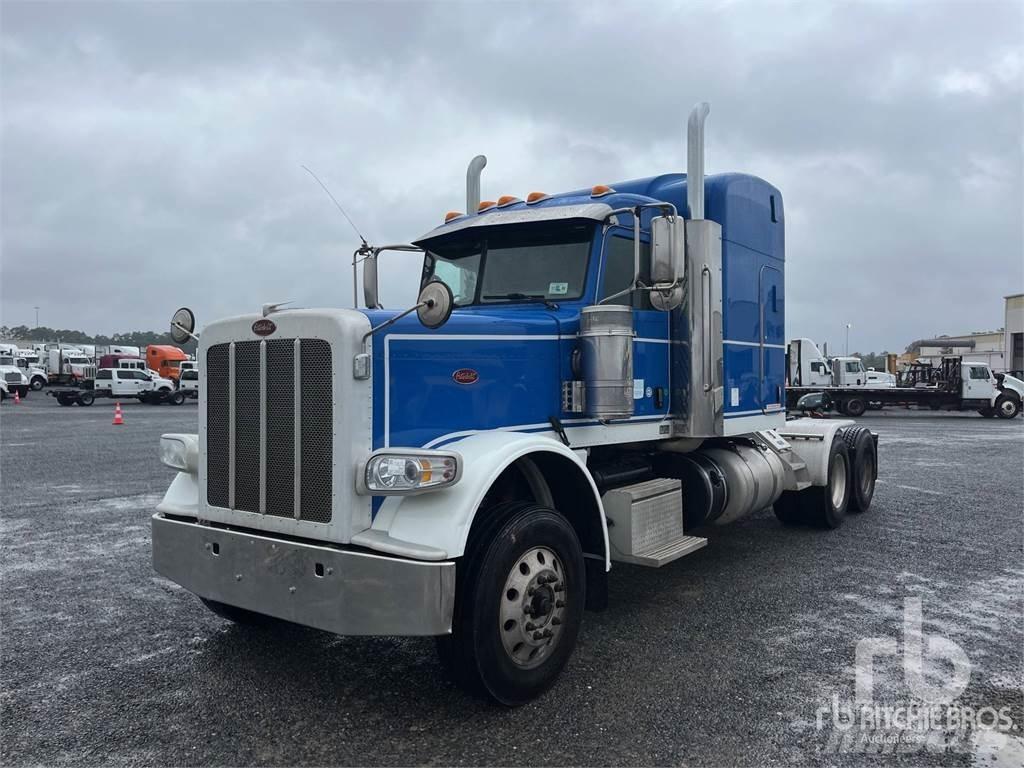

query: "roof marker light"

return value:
[444, 211, 463, 223]
[478, 200, 497, 212]
[526, 191, 550, 204]
[497, 195, 520, 207]
[591, 185, 615, 197]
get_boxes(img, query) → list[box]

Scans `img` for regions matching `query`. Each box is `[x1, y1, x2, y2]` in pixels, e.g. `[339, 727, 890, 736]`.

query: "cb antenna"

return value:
[301, 165, 368, 248]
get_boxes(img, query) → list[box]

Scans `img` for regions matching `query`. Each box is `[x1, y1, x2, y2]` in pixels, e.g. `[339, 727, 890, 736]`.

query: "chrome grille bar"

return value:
[259, 340, 267, 515]
[293, 338, 302, 520]
[228, 341, 236, 509]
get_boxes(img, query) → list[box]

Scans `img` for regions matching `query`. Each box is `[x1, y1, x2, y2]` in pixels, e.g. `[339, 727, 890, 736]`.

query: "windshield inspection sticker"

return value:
[548, 282, 569, 295]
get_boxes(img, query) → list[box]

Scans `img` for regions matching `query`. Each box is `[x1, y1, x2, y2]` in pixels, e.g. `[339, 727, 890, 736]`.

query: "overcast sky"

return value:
[2, 1, 1021, 352]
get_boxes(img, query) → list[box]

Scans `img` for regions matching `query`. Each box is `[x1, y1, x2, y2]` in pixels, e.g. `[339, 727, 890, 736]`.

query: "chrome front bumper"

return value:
[151, 514, 455, 636]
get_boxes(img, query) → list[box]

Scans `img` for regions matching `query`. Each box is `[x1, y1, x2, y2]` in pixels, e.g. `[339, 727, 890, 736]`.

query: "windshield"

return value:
[68, 357, 89, 364]
[421, 221, 593, 306]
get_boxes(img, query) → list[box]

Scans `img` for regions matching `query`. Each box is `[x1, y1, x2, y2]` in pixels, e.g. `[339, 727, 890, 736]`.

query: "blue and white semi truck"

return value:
[152, 104, 879, 704]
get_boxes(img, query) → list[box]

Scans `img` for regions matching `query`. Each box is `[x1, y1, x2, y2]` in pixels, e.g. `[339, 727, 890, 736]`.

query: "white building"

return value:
[906, 294, 1024, 374]
[1006, 293, 1023, 375]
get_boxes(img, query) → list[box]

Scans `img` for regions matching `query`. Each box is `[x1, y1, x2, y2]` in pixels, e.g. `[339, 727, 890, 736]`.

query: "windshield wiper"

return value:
[483, 293, 545, 300]
[483, 292, 560, 310]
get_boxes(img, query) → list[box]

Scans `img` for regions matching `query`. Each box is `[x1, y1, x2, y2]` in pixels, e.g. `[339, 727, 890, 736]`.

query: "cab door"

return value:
[964, 365, 994, 400]
[597, 226, 671, 418]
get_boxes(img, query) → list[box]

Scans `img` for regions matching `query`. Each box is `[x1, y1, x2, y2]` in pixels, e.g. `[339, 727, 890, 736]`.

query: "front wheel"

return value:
[30, 378, 45, 391]
[843, 397, 867, 417]
[437, 502, 585, 706]
[77, 392, 95, 407]
[995, 394, 1021, 419]
[169, 390, 186, 406]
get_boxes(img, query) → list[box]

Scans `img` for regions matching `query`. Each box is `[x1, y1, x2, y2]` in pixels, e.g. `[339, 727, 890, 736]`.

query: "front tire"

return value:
[30, 377, 45, 391]
[169, 390, 186, 406]
[843, 397, 867, 417]
[437, 501, 585, 706]
[995, 394, 1021, 419]
[77, 392, 95, 407]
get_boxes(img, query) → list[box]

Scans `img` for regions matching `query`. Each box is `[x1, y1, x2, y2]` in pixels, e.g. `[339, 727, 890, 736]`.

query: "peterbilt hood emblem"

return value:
[452, 368, 479, 385]
[252, 319, 276, 336]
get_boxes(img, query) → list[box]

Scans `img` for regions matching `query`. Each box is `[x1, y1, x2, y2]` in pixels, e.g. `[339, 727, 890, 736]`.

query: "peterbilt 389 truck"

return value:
[152, 104, 880, 705]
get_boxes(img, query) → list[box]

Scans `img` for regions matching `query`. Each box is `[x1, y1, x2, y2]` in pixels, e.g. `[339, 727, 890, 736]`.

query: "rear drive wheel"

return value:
[978, 407, 995, 418]
[843, 397, 867, 417]
[199, 598, 281, 627]
[995, 394, 1020, 419]
[437, 501, 585, 706]
[840, 426, 876, 512]
[803, 437, 851, 529]
[57, 394, 73, 406]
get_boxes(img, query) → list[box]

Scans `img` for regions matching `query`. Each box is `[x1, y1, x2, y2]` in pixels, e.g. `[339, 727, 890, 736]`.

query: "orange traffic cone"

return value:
[112, 402, 124, 425]
[13, 390, 20, 404]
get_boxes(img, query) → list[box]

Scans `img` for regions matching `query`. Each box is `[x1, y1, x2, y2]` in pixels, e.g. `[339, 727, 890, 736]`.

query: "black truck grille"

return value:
[205, 339, 333, 523]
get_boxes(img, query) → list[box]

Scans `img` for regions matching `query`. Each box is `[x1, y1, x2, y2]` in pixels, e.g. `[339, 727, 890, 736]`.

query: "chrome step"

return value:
[613, 534, 708, 568]
[603, 478, 709, 568]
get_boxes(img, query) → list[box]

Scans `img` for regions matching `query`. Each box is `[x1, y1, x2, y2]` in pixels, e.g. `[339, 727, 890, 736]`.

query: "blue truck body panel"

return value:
[364, 172, 785, 450]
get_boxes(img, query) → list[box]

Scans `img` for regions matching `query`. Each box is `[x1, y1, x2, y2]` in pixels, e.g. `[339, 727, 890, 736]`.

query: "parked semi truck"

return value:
[788, 338, 896, 389]
[0, 355, 46, 391]
[152, 103, 881, 705]
[145, 344, 189, 382]
[46, 348, 96, 385]
[787, 348, 1023, 418]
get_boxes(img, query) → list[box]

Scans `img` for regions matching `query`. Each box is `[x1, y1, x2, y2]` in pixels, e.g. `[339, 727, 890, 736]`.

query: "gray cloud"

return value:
[2, 0, 1021, 352]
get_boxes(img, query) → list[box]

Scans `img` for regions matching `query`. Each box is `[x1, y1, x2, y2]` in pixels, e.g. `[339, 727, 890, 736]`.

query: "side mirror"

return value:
[363, 253, 381, 309]
[649, 215, 685, 312]
[170, 307, 197, 343]
[417, 280, 454, 329]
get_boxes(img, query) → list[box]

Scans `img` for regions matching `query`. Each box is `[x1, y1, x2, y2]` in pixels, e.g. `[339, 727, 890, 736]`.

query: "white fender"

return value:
[776, 417, 856, 487]
[361, 432, 610, 569]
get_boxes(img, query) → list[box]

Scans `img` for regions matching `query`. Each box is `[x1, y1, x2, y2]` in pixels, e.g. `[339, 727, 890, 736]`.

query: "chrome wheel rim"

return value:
[831, 454, 848, 510]
[499, 546, 566, 669]
[999, 400, 1016, 417]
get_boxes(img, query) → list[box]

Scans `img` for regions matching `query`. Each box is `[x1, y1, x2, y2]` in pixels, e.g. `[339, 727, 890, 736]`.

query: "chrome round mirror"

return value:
[416, 280, 454, 329]
[169, 307, 196, 343]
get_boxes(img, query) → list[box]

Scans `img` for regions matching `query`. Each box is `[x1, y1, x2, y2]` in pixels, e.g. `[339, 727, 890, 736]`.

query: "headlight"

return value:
[160, 433, 199, 474]
[360, 450, 461, 495]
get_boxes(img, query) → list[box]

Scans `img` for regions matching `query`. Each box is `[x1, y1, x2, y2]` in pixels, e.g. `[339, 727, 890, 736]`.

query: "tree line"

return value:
[0, 326, 197, 355]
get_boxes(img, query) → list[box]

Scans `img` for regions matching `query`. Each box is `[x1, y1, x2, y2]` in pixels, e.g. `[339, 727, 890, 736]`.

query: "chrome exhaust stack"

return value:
[466, 155, 487, 214]
[687, 102, 710, 220]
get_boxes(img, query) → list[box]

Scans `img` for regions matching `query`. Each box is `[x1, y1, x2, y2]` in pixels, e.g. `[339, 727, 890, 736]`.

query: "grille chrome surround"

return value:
[206, 338, 333, 524]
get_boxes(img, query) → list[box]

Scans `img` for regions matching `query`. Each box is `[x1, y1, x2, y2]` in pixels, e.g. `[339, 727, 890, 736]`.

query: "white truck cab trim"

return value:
[367, 431, 611, 569]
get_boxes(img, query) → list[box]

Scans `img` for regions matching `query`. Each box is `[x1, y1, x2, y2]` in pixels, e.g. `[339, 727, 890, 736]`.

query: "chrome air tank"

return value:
[579, 305, 634, 420]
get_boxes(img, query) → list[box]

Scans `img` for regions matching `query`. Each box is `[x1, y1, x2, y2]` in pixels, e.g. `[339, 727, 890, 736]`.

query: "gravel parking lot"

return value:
[2, 395, 1022, 766]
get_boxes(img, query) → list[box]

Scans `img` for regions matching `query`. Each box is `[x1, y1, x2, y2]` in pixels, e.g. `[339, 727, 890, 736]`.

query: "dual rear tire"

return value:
[774, 427, 876, 529]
